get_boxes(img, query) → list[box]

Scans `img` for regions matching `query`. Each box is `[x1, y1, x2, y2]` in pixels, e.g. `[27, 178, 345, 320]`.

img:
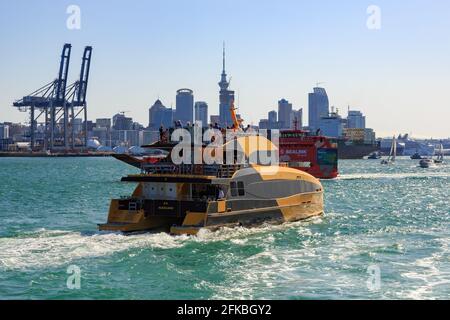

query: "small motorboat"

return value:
[368, 152, 381, 159]
[419, 158, 436, 168]
[410, 152, 423, 160]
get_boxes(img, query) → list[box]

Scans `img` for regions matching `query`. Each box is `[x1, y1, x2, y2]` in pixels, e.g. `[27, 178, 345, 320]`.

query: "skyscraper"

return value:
[268, 110, 277, 125]
[148, 99, 174, 129]
[320, 111, 345, 138]
[175, 89, 194, 125]
[96, 118, 111, 130]
[218, 44, 235, 127]
[112, 113, 133, 131]
[278, 99, 293, 129]
[194, 101, 208, 127]
[347, 110, 366, 129]
[291, 108, 303, 129]
[0, 124, 9, 139]
[308, 87, 329, 131]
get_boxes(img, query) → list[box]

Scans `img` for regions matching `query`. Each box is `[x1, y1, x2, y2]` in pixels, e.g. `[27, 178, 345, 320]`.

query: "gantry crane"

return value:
[13, 44, 93, 150]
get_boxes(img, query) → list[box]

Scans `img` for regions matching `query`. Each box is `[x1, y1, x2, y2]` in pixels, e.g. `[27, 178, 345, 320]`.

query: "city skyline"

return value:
[1, 0, 450, 138]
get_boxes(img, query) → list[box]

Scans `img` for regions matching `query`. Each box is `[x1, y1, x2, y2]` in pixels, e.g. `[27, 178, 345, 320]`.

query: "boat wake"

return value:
[0, 229, 186, 270]
[398, 237, 450, 299]
[0, 217, 325, 271]
[336, 172, 450, 181]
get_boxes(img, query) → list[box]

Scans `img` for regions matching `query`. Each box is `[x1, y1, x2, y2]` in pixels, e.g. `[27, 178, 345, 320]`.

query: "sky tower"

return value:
[218, 43, 235, 127]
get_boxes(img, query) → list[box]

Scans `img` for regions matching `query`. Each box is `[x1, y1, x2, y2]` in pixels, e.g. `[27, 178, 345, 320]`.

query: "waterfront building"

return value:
[210, 115, 220, 126]
[3, 122, 27, 142]
[96, 118, 111, 129]
[291, 108, 303, 129]
[148, 99, 174, 130]
[259, 119, 269, 130]
[0, 124, 9, 139]
[320, 111, 345, 137]
[72, 118, 83, 133]
[132, 122, 144, 131]
[194, 101, 208, 127]
[85, 120, 95, 133]
[111, 130, 140, 148]
[278, 99, 293, 129]
[343, 128, 376, 143]
[218, 45, 235, 127]
[112, 113, 132, 131]
[268, 110, 277, 125]
[92, 127, 109, 146]
[175, 89, 194, 125]
[308, 87, 329, 131]
[347, 110, 366, 129]
[141, 130, 159, 145]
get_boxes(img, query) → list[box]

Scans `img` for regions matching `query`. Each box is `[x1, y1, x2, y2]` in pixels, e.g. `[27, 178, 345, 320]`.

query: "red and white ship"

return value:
[279, 129, 338, 179]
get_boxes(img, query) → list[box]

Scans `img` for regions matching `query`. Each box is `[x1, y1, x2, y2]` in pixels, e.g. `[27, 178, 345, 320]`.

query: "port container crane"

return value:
[13, 44, 92, 151]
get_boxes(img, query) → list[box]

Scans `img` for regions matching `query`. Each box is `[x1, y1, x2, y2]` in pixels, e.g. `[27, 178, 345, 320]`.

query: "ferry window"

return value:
[230, 181, 238, 197]
[237, 181, 245, 196]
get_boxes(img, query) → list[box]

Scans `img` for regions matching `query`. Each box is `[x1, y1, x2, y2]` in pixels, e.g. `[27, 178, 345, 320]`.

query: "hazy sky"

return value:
[0, 0, 449, 138]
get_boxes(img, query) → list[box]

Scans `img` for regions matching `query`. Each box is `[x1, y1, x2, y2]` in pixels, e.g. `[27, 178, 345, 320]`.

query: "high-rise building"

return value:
[278, 99, 293, 129]
[259, 119, 269, 130]
[194, 101, 208, 127]
[0, 124, 9, 139]
[268, 110, 277, 125]
[320, 111, 345, 138]
[347, 110, 366, 129]
[308, 87, 329, 131]
[175, 89, 194, 125]
[72, 118, 83, 133]
[112, 113, 133, 131]
[291, 108, 303, 129]
[148, 99, 174, 129]
[218, 44, 235, 127]
[210, 115, 220, 126]
[96, 118, 111, 129]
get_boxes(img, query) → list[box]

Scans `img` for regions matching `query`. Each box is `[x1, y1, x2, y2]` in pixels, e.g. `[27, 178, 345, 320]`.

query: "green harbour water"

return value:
[0, 157, 449, 299]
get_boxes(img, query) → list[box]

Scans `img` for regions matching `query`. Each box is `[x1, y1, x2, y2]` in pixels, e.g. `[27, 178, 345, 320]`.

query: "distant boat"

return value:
[381, 136, 396, 165]
[419, 158, 436, 168]
[410, 152, 423, 160]
[368, 152, 381, 159]
[434, 144, 445, 164]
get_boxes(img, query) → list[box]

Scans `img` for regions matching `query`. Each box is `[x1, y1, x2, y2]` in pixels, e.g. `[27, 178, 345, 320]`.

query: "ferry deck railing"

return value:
[140, 163, 247, 178]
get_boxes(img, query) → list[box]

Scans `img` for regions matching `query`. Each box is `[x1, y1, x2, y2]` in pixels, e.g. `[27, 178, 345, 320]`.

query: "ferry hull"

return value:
[99, 192, 323, 235]
[171, 192, 323, 235]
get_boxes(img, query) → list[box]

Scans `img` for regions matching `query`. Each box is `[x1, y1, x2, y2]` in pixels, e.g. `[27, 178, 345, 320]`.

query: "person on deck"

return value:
[159, 125, 164, 141]
[218, 187, 225, 200]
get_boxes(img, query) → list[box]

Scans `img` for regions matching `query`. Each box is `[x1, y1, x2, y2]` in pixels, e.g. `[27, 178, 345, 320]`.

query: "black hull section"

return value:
[338, 141, 378, 160]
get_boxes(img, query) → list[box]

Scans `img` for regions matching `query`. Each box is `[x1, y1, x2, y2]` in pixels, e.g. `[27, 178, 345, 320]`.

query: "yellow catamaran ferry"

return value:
[99, 136, 324, 236]
[99, 103, 324, 235]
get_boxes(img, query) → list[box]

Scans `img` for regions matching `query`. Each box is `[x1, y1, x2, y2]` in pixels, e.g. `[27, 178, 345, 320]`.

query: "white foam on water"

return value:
[337, 172, 450, 181]
[399, 237, 450, 300]
[0, 229, 186, 270]
[191, 216, 324, 244]
[0, 217, 325, 271]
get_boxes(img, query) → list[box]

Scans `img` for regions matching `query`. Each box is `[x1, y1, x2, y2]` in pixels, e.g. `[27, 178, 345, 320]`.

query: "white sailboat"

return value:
[381, 136, 396, 165]
[434, 143, 444, 164]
